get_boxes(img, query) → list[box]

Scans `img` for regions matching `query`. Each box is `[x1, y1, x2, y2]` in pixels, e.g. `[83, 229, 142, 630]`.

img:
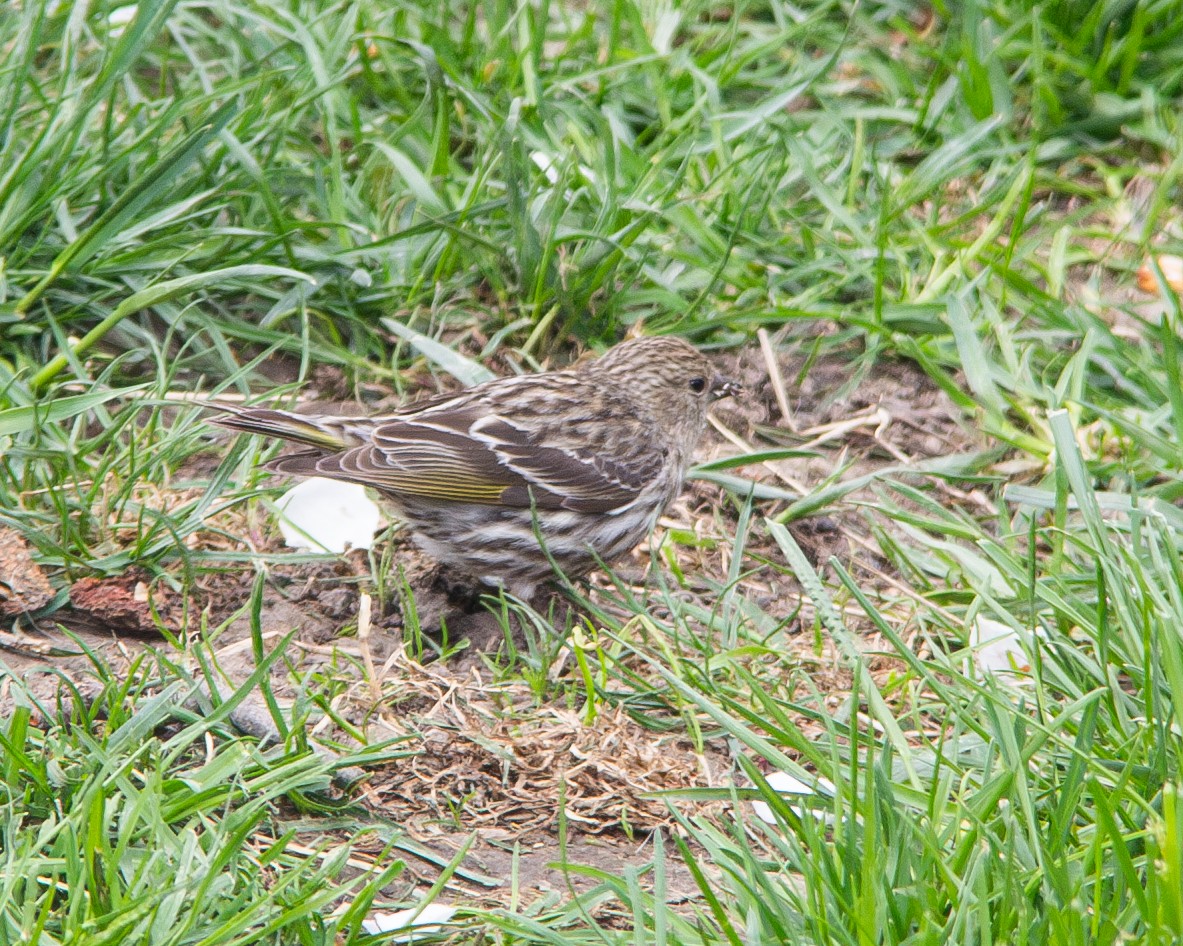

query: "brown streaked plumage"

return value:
[208, 336, 739, 598]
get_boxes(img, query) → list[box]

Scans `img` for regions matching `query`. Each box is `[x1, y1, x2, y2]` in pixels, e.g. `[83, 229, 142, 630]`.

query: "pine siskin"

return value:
[209, 336, 740, 598]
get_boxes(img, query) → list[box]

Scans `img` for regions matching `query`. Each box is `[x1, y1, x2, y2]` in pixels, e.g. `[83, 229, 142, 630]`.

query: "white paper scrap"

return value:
[274, 477, 382, 553]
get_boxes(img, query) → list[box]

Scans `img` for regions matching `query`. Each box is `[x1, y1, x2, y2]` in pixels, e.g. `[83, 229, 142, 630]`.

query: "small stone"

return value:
[317, 587, 355, 619]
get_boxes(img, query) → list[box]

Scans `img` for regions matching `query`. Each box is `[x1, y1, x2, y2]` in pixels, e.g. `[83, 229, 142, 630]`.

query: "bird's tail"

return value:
[204, 402, 354, 451]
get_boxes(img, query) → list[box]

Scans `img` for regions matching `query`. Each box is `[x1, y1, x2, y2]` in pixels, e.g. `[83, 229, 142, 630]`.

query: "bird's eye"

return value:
[689, 377, 707, 394]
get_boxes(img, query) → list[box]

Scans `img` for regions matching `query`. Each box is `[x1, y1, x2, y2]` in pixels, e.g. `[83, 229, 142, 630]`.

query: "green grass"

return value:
[0, 643, 408, 943]
[4, 0, 1183, 941]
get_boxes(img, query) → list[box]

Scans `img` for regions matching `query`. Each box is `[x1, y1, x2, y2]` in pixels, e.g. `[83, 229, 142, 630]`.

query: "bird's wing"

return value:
[468, 415, 665, 511]
[273, 403, 665, 514]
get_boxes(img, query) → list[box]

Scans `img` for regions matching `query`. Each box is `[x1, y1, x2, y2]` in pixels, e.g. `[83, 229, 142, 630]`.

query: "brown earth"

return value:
[0, 338, 983, 909]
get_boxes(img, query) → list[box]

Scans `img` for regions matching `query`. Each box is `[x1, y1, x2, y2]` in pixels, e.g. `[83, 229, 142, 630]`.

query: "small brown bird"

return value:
[209, 336, 739, 598]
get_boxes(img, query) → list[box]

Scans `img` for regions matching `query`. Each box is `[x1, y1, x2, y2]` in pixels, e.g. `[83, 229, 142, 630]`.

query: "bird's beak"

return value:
[710, 373, 742, 401]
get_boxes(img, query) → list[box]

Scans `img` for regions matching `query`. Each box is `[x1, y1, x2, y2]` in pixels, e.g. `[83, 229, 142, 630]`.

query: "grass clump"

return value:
[0, 653, 403, 943]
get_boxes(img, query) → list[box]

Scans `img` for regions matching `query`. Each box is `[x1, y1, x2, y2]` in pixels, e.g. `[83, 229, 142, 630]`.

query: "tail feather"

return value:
[205, 404, 352, 452]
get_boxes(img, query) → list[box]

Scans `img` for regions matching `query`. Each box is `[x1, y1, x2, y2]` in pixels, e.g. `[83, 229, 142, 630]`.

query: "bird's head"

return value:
[588, 335, 740, 452]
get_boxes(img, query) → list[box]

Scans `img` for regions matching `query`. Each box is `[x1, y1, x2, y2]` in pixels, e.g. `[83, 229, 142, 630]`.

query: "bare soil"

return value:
[0, 339, 983, 909]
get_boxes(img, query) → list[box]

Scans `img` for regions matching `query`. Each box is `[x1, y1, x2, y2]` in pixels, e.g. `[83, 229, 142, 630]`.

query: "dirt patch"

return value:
[365, 694, 722, 836]
[710, 337, 975, 481]
[1, 592, 727, 910]
[343, 825, 706, 909]
[0, 528, 54, 616]
[1, 336, 989, 915]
